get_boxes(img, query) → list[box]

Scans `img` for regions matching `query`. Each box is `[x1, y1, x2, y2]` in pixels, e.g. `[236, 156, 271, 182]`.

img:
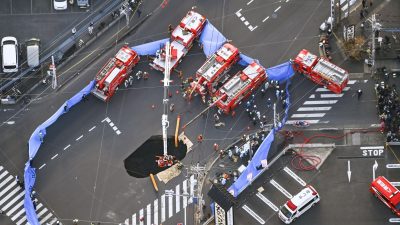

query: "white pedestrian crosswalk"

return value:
[287, 80, 357, 125]
[0, 165, 58, 225]
[124, 175, 196, 225]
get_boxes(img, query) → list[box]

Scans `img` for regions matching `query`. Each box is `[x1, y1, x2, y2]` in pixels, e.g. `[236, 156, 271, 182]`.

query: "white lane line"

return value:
[304, 100, 338, 105]
[256, 192, 278, 212]
[274, 6, 281, 12]
[101, 117, 110, 123]
[247, 0, 254, 5]
[284, 167, 307, 186]
[286, 120, 320, 124]
[89, 126, 96, 132]
[63, 144, 71, 150]
[270, 179, 292, 198]
[189, 175, 195, 203]
[168, 192, 173, 218]
[250, 25, 258, 31]
[241, 16, 246, 21]
[153, 199, 158, 225]
[297, 107, 331, 111]
[309, 94, 315, 98]
[291, 113, 326, 118]
[183, 179, 188, 208]
[316, 86, 350, 92]
[161, 194, 166, 223]
[176, 184, 180, 213]
[39, 164, 46, 170]
[139, 208, 144, 225]
[242, 205, 265, 224]
[51, 154, 58, 160]
[348, 80, 357, 84]
[76, 135, 83, 141]
[389, 218, 400, 223]
[236, 8, 242, 17]
[391, 182, 400, 186]
[320, 93, 344, 98]
[262, 16, 269, 22]
[360, 146, 384, 150]
[132, 214, 136, 225]
[146, 204, 151, 225]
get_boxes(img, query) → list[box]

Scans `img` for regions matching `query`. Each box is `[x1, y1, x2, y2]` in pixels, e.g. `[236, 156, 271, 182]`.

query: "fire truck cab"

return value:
[92, 46, 139, 101]
[215, 61, 267, 114]
[370, 176, 400, 216]
[190, 43, 240, 96]
[293, 49, 349, 94]
[150, 11, 206, 72]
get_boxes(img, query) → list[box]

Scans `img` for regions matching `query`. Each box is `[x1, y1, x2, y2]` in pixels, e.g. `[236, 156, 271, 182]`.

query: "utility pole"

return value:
[187, 163, 206, 225]
[120, 1, 131, 27]
[51, 56, 57, 89]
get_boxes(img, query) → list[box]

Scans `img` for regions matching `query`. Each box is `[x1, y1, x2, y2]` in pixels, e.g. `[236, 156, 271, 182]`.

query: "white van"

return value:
[278, 185, 320, 224]
[1, 36, 19, 73]
[26, 38, 40, 68]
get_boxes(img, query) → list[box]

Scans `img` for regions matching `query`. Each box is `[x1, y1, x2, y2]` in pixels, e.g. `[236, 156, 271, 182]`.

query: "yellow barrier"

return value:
[150, 173, 158, 192]
[175, 114, 181, 148]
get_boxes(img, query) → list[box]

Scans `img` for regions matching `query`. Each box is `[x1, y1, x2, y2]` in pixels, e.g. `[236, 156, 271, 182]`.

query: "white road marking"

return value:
[51, 154, 58, 160]
[2, 191, 24, 211]
[132, 214, 136, 225]
[109, 122, 114, 127]
[189, 175, 195, 203]
[89, 126, 96, 132]
[0, 170, 8, 180]
[0, 186, 20, 206]
[242, 205, 265, 224]
[370, 124, 380, 127]
[304, 100, 338, 105]
[40, 212, 53, 225]
[320, 93, 344, 98]
[113, 126, 118, 131]
[363, 79, 368, 83]
[176, 184, 180, 213]
[76, 135, 83, 141]
[153, 199, 158, 225]
[262, 16, 269, 22]
[183, 179, 188, 208]
[360, 146, 384, 150]
[125, 218, 129, 225]
[247, 0, 254, 5]
[297, 107, 331, 111]
[256, 192, 278, 212]
[12, 207, 25, 221]
[244, 21, 250, 26]
[0, 176, 13, 190]
[291, 113, 325, 118]
[139, 208, 144, 225]
[146, 204, 151, 225]
[387, 164, 400, 169]
[39, 164, 46, 170]
[286, 0, 290, 2]
[270, 179, 292, 198]
[7, 198, 24, 216]
[249, 25, 258, 31]
[161, 194, 166, 223]
[389, 218, 400, 223]
[241, 16, 246, 21]
[284, 167, 307, 186]
[348, 80, 357, 84]
[101, 117, 110, 123]
[274, 6, 281, 12]
[309, 94, 315, 98]
[316, 87, 350, 92]
[116, 130, 122, 135]
[168, 192, 173, 218]
[286, 120, 320, 124]
[391, 182, 400, 187]
[63, 144, 71, 150]
[236, 8, 242, 17]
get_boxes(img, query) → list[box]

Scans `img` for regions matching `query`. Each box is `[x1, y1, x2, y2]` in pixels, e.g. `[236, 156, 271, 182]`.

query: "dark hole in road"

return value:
[124, 135, 187, 178]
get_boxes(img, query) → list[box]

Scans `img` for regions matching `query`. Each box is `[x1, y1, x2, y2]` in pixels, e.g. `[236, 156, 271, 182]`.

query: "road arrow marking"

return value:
[347, 160, 351, 183]
[373, 160, 378, 181]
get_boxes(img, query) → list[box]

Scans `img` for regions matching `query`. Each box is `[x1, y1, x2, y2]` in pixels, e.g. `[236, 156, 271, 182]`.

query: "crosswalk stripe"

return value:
[183, 179, 188, 209]
[189, 176, 195, 203]
[168, 192, 173, 218]
[0, 182, 19, 201]
[125, 218, 130, 225]
[132, 213, 136, 225]
[348, 80, 357, 84]
[139, 209, 144, 225]
[176, 184, 180, 213]
[153, 199, 158, 225]
[270, 179, 292, 199]
[256, 192, 278, 212]
[320, 93, 344, 98]
[0, 170, 9, 180]
[7, 198, 24, 216]
[291, 113, 325, 118]
[316, 86, 350, 92]
[1, 190, 24, 211]
[283, 167, 307, 187]
[242, 205, 265, 224]
[286, 120, 320, 124]
[16, 215, 26, 225]
[309, 94, 315, 98]
[0, 166, 3, 171]
[0, 176, 13, 189]
[360, 146, 384, 150]
[146, 204, 151, 225]
[11, 207, 25, 221]
[297, 107, 331, 111]
[304, 100, 338, 105]
[161, 194, 166, 223]
[37, 207, 48, 219]
[49, 218, 58, 224]
[40, 212, 53, 224]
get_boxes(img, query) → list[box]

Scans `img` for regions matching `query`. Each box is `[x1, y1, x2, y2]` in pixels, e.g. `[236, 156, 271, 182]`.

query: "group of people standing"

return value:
[376, 83, 400, 142]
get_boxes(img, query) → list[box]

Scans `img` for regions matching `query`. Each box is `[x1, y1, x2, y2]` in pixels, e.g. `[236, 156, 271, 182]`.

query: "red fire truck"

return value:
[190, 43, 240, 96]
[92, 46, 140, 101]
[370, 176, 400, 216]
[292, 49, 349, 94]
[150, 11, 206, 73]
[215, 62, 267, 114]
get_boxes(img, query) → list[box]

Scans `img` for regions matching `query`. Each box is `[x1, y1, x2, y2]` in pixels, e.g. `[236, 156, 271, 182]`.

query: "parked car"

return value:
[77, 0, 90, 8]
[1, 36, 19, 73]
[54, 0, 67, 10]
[26, 38, 40, 68]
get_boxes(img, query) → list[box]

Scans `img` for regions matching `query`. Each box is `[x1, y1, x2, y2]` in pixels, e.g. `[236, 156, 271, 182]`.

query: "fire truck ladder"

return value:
[96, 58, 116, 81]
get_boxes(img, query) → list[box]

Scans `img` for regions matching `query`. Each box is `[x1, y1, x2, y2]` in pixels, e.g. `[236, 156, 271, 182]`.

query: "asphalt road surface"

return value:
[0, 0, 392, 225]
